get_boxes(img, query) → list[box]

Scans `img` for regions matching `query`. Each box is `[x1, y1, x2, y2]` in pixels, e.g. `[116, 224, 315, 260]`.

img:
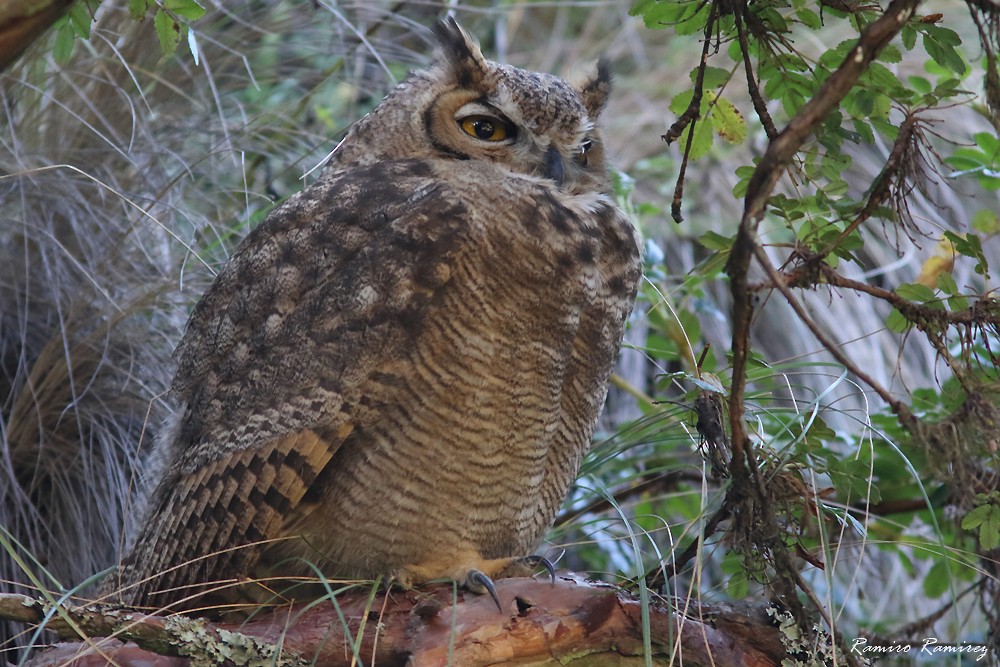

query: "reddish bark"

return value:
[9, 575, 789, 666]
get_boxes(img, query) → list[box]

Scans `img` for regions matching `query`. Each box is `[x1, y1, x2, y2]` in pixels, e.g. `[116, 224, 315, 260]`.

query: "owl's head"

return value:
[329, 18, 614, 196]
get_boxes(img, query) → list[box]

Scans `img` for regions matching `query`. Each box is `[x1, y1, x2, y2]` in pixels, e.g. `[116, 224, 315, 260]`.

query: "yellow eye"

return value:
[459, 116, 511, 142]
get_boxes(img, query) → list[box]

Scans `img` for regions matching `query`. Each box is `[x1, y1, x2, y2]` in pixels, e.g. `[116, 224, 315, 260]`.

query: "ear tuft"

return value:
[573, 59, 612, 120]
[432, 17, 488, 88]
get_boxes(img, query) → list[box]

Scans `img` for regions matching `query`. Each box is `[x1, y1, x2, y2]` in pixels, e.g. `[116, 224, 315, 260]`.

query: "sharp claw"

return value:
[521, 555, 556, 584]
[467, 569, 502, 611]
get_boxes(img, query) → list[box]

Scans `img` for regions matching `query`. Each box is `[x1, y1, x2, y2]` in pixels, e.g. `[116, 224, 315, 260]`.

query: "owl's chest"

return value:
[273, 177, 639, 574]
[288, 256, 607, 571]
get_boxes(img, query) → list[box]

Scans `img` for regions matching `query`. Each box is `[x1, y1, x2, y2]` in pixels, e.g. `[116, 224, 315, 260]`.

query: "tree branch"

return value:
[726, 0, 923, 460]
[6, 577, 796, 667]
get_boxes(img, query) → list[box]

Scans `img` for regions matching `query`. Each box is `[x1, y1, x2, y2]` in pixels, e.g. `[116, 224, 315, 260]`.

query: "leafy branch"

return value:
[727, 0, 923, 468]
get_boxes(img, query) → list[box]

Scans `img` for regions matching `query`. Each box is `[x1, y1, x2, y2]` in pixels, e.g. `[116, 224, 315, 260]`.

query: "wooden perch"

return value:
[6, 574, 790, 666]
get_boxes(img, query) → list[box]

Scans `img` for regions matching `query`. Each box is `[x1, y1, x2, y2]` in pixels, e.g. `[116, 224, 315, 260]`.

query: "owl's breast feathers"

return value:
[113, 158, 641, 609]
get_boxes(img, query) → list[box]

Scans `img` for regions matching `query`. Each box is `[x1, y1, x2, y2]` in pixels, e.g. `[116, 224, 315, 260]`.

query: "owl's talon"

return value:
[519, 555, 556, 584]
[466, 569, 502, 611]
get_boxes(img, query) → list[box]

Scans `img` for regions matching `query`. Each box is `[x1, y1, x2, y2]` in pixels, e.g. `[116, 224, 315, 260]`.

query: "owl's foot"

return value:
[514, 554, 557, 584]
[397, 553, 558, 612]
[464, 569, 502, 610]
[465, 555, 556, 611]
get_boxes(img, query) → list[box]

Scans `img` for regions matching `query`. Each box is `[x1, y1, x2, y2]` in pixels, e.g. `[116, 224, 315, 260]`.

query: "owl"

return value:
[109, 18, 642, 613]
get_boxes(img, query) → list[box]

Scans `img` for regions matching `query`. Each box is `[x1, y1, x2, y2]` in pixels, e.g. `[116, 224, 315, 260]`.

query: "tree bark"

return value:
[6, 574, 790, 667]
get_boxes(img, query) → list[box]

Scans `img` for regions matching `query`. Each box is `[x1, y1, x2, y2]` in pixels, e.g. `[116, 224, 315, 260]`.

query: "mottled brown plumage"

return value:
[108, 18, 642, 612]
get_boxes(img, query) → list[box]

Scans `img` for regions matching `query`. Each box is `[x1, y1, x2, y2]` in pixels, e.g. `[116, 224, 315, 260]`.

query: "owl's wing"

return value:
[114, 160, 467, 609]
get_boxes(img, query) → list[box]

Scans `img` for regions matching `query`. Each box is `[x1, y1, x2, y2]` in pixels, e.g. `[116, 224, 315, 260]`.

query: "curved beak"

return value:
[543, 145, 565, 186]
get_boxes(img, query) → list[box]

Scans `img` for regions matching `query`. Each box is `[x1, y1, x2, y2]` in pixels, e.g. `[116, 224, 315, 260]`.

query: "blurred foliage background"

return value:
[2, 0, 999, 663]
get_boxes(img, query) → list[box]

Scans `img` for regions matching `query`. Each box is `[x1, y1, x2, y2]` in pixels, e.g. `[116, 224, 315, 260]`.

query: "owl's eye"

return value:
[578, 139, 594, 166]
[459, 116, 512, 142]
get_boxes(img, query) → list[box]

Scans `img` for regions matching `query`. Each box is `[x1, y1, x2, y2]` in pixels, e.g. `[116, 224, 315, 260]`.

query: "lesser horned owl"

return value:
[110, 18, 642, 612]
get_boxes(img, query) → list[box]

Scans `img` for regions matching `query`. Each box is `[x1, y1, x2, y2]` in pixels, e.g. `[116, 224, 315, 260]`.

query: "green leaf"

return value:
[782, 90, 806, 117]
[922, 28, 967, 75]
[935, 272, 958, 296]
[983, 522, 1000, 551]
[164, 0, 207, 20]
[668, 90, 695, 116]
[726, 573, 749, 598]
[864, 63, 905, 94]
[945, 153, 986, 172]
[984, 504, 1000, 550]
[853, 119, 875, 144]
[886, 308, 911, 333]
[128, 0, 150, 21]
[154, 9, 181, 56]
[712, 97, 746, 144]
[827, 456, 880, 505]
[818, 40, 856, 69]
[908, 75, 932, 95]
[52, 22, 76, 64]
[944, 231, 989, 276]
[961, 504, 991, 530]
[941, 377, 968, 413]
[795, 7, 821, 30]
[692, 66, 731, 89]
[700, 231, 734, 251]
[686, 119, 714, 159]
[972, 209, 1000, 235]
[630, 0, 707, 31]
[871, 116, 899, 141]
[694, 251, 729, 276]
[721, 553, 750, 598]
[962, 503, 1000, 550]
[978, 173, 1000, 191]
[732, 165, 755, 198]
[974, 131, 1000, 156]
[947, 294, 969, 311]
[67, 3, 93, 39]
[877, 44, 902, 64]
[922, 560, 949, 598]
[690, 375, 726, 394]
[825, 179, 848, 197]
[896, 282, 937, 303]
[756, 7, 788, 33]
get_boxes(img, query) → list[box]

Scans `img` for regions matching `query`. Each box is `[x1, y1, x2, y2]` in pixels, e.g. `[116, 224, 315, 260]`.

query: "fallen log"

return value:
[6, 574, 789, 666]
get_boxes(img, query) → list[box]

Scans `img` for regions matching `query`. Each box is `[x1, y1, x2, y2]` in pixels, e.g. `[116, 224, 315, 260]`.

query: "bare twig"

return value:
[662, 2, 718, 146]
[734, 6, 778, 139]
[665, 1, 720, 224]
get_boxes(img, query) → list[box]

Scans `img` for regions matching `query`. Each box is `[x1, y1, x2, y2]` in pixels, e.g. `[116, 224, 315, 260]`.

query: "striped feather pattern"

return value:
[110, 20, 642, 613]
